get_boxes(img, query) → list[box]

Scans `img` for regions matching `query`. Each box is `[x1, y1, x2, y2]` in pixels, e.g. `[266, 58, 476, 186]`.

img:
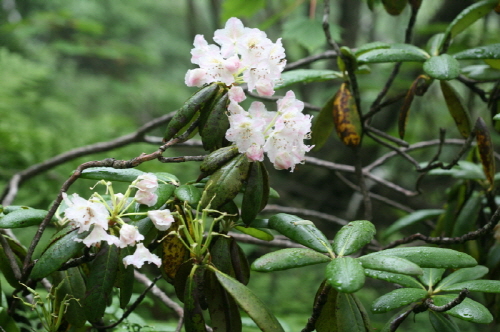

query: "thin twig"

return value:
[133, 271, 183, 318]
[263, 204, 348, 225]
[1, 113, 175, 206]
[369, 3, 420, 115]
[229, 233, 305, 248]
[457, 75, 488, 102]
[92, 275, 162, 329]
[301, 283, 331, 332]
[0, 233, 22, 280]
[355, 148, 372, 220]
[285, 50, 338, 70]
[366, 130, 421, 169]
[335, 172, 414, 213]
[424, 289, 469, 312]
[365, 125, 409, 147]
[383, 205, 500, 249]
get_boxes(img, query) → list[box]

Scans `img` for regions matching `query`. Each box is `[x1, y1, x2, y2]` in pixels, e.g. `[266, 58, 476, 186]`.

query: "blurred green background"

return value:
[1, 0, 499, 331]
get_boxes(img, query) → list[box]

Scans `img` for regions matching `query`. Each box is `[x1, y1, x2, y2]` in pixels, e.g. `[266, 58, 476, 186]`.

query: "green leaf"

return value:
[354, 42, 390, 56]
[251, 248, 331, 272]
[174, 184, 202, 206]
[358, 255, 422, 276]
[332, 220, 375, 256]
[199, 90, 230, 151]
[461, 65, 500, 80]
[429, 311, 460, 332]
[326, 257, 366, 293]
[442, 0, 497, 44]
[80, 167, 144, 182]
[205, 270, 242, 332]
[235, 226, 274, 241]
[0, 307, 20, 332]
[428, 161, 484, 180]
[30, 230, 86, 280]
[0, 208, 53, 228]
[357, 48, 428, 64]
[268, 213, 331, 253]
[436, 265, 489, 291]
[278, 69, 342, 90]
[201, 154, 250, 210]
[383, 209, 444, 238]
[83, 243, 119, 322]
[116, 247, 135, 309]
[423, 54, 461, 80]
[200, 146, 240, 176]
[241, 162, 266, 225]
[452, 191, 482, 237]
[314, 285, 339, 332]
[364, 269, 424, 289]
[365, 247, 477, 269]
[53, 268, 87, 327]
[454, 44, 500, 60]
[311, 93, 336, 151]
[155, 172, 180, 185]
[184, 265, 207, 332]
[439, 280, 500, 293]
[431, 295, 493, 323]
[371, 288, 428, 313]
[336, 293, 371, 332]
[439, 80, 472, 138]
[418, 268, 445, 288]
[212, 267, 285, 332]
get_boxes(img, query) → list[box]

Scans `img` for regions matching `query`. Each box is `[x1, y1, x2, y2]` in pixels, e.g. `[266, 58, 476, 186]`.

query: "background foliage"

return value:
[1, 0, 500, 331]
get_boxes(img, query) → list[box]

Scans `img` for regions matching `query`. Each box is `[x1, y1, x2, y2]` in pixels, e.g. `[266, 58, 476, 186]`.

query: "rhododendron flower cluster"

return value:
[62, 173, 174, 268]
[185, 18, 314, 171]
[185, 17, 286, 97]
[225, 89, 313, 171]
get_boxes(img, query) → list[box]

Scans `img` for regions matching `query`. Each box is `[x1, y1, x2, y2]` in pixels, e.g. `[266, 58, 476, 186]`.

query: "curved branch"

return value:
[1, 113, 175, 206]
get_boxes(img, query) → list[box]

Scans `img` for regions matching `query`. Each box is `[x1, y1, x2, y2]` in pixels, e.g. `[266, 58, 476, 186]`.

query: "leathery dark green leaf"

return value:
[431, 295, 493, 323]
[311, 93, 336, 151]
[333, 220, 375, 256]
[371, 288, 428, 313]
[439, 280, 500, 293]
[364, 269, 424, 288]
[423, 54, 461, 80]
[30, 229, 86, 280]
[365, 247, 477, 269]
[83, 243, 119, 322]
[200, 90, 230, 151]
[241, 162, 265, 225]
[268, 213, 331, 253]
[429, 311, 460, 332]
[337, 293, 371, 332]
[475, 117, 496, 190]
[175, 184, 202, 206]
[436, 265, 488, 291]
[251, 248, 331, 272]
[234, 226, 274, 241]
[205, 270, 242, 332]
[117, 247, 134, 309]
[326, 257, 366, 293]
[314, 284, 339, 332]
[184, 265, 207, 332]
[79, 167, 144, 182]
[357, 255, 422, 276]
[163, 83, 220, 142]
[0, 208, 55, 229]
[199, 146, 239, 176]
[212, 267, 285, 332]
[200, 154, 250, 210]
[53, 268, 87, 328]
[418, 268, 445, 287]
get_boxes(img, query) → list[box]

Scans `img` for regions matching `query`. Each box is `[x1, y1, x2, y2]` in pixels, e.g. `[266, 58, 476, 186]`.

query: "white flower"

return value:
[134, 173, 159, 207]
[118, 224, 145, 248]
[148, 209, 175, 231]
[135, 189, 158, 207]
[135, 173, 158, 192]
[225, 91, 313, 171]
[122, 243, 161, 268]
[63, 193, 110, 233]
[76, 225, 120, 248]
[185, 17, 285, 97]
